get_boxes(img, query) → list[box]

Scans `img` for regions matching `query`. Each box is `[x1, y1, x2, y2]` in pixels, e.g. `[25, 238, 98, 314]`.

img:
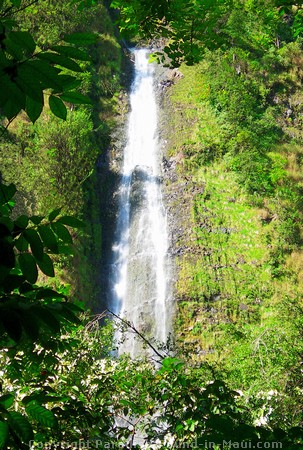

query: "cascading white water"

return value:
[110, 48, 170, 357]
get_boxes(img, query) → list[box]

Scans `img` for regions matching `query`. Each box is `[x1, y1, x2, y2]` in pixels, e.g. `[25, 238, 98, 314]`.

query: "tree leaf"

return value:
[29, 215, 43, 225]
[60, 91, 92, 105]
[57, 74, 81, 90]
[25, 96, 43, 123]
[51, 222, 73, 244]
[0, 183, 16, 205]
[58, 244, 74, 255]
[26, 402, 57, 428]
[8, 412, 33, 443]
[0, 394, 14, 409]
[24, 229, 44, 260]
[57, 216, 85, 228]
[38, 52, 83, 72]
[35, 288, 65, 300]
[14, 235, 29, 252]
[59, 304, 81, 324]
[48, 207, 62, 222]
[22, 393, 66, 405]
[51, 45, 90, 61]
[14, 215, 29, 229]
[2, 274, 25, 292]
[2, 97, 22, 120]
[18, 253, 38, 284]
[26, 60, 62, 91]
[49, 96, 67, 120]
[32, 306, 60, 333]
[8, 31, 35, 54]
[1, 74, 26, 117]
[0, 217, 13, 233]
[17, 64, 44, 103]
[36, 253, 55, 277]
[38, 225, 59, 253]
[0, 421, 9, 449]
[63, 32, 99, 45]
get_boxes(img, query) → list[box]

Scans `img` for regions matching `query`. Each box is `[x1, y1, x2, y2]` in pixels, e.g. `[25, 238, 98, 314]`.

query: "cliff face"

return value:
[158, 52, 303, 427]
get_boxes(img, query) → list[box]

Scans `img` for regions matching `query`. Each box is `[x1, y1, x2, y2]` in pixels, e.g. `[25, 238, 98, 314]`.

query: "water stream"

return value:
[110, 48, 170, 357]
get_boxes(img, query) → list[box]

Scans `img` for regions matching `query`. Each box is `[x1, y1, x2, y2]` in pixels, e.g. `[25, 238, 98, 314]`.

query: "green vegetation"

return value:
[148, 0, 303, 434]
[0, 0, 123, 306]
[2, 0, 303, 447]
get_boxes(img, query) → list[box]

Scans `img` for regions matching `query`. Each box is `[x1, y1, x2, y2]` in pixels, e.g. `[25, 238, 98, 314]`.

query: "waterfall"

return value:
[110, 48, 170, 357]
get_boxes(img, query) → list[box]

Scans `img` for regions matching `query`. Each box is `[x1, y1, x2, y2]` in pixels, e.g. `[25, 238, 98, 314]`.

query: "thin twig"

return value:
[107, 309, 165, 360]
[2, 0, 39, 18]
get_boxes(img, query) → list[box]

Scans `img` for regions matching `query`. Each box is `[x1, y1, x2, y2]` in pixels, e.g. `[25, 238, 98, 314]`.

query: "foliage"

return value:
[2, 306, 303, 449]
[0, 0, 123, 307]
[2, 0, 303, 447]
[111, 0, 299, 65]
[0, 179, 87, 448]
[0, 1, 97, 123]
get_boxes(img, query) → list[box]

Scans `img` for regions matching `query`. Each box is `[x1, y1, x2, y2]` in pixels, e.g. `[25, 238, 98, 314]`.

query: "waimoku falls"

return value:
[109, 49, 172, 356]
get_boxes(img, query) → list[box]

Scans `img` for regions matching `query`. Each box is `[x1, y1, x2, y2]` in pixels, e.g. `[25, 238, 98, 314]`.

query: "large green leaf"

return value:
[8, 412, 33, 443]
[38, 225, 59, 253]
[49, 96, 67, 120]
[57, 216, 85, 228]
[22, 393, 68, 405]
[59, 304, 81, 324]
[51, 222, 73, 244]
[35, 288, 65, 300]
[17, 64, 44, 102]
[26, 60, 63, 91]
[24, 229, 44, 260]
[26, 402, 57, 428]
[14, 215, 29, 230]
[14, 235, 29, 252]
[60, 91, 92, 105]
[25, 96, 43, 123]
[1, 97, 22, 120]
[0, 394, 14, 409]
[48, 207, 62, 222]
[29, 215, 43, 225]
[57, 74, 81, 91]
[0, 421, 8, 449]
[36, 253, 55, 277]
[2, 274, 25, 292]
[8, 31, 36, 54]
[38, 52, 83, 72]
[18, 253, 38, 284]
[1, 74, 26, 118]
[51, 45, 90, 61]
[0, 217, 13, 233]
[4, 36, 24, 60]
[0, 183, 16, 206]
[32, 306, 60, 333]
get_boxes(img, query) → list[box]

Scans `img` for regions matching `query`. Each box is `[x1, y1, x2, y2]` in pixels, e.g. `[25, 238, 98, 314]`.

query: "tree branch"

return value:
[107, 309, 166, 361]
